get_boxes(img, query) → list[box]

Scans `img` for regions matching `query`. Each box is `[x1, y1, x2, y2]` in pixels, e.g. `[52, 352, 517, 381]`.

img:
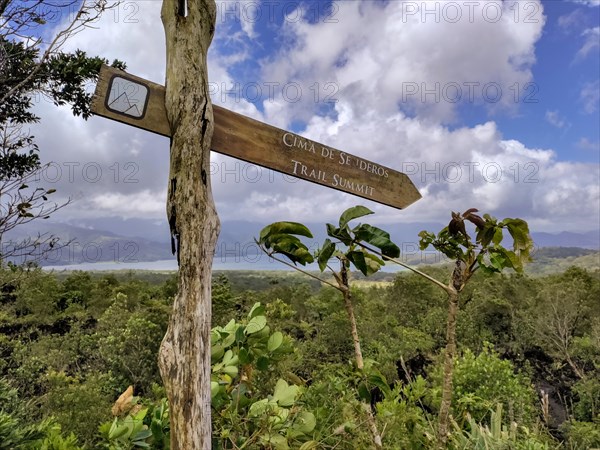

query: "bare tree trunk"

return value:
[158, 1, 218, 449]
[438, 288, 459, 448]
[339, 263, 382, 450]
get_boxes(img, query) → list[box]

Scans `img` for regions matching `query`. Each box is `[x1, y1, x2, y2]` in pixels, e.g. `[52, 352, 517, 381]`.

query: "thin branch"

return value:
[356, 242, 452, 294]
[254, 240, 340, 291]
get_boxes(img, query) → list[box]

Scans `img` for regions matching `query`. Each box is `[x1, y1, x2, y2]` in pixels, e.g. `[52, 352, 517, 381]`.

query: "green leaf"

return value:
[357, 382, 371, 402]
[326, 223, 353, 245]
[222, 365, 239, 377]
[248, 399, 270, 417]
[239, 347, 251, 364]
[339, 205, 374, 228]
[245, 316, 267, 334]
[273, 379, 298, 407]
[257, 356, 270, 370]
[347, 251, 369, 276]
[503, 218, 533, 260]
[317, 238, 336, 272]
[354, 224, 400, 258]
[211, 344, 224, 362]
[248, 303, 265, 319]
[293, 411, 316, 434]
[269, 434, 290, 450]
[367, 372, 392, 399]
[418, 230, 435, 250]
[133, 428, 152, 441]
[299, 441, 320, 450]
[259, 222, 313, 243]
[268, 331, 284, 352]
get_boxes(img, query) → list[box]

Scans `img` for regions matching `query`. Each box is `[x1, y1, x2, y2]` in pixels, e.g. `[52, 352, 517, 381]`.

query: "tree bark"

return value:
[158, 1, 218, 449]
[339, 263, 382, 450]
[438, 288, 459, 448]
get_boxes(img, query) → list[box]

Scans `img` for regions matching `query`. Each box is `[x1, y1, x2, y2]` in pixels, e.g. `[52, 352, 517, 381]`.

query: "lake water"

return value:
[41, 255, 406, 272]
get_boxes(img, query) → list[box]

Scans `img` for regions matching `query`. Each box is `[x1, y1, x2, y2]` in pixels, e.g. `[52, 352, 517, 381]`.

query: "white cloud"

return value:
[577, 137, 600, 151]
[558, 9, 588, 32]
[91, 190, 166, 217]
[545, 110, 569, 128]
[260, 0, 545, 124]
[575, 27, 600, 61]
[570, 0, 600, 6]
[581, 80, 600, 113]
[22, 0, 599, 235]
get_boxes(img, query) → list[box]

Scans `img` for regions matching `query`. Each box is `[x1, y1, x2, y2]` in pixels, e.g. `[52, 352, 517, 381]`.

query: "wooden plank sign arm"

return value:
[91, 65, 422, 210]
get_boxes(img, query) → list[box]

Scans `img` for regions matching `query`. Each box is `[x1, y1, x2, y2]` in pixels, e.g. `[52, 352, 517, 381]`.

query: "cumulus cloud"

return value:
[22, 0, 599, 234]
[260, 0, 545, 124]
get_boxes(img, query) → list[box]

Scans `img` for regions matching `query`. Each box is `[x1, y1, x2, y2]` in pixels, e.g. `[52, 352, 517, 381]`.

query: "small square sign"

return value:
[106, 76, 149, 119]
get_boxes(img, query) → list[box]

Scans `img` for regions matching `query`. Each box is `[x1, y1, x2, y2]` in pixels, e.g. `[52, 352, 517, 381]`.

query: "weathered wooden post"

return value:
[158, 0, 218, 448]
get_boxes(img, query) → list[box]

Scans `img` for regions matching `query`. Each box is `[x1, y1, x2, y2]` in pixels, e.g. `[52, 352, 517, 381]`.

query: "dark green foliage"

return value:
[0, 264, 598, 448]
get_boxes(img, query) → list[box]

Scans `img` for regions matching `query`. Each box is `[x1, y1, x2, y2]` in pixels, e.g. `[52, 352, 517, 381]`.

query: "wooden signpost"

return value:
[90, 53, 420, 449]
[91, 64, 421, 209]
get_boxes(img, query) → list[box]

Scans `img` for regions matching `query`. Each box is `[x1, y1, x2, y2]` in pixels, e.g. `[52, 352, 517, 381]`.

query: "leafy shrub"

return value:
[432, 343, 537, 427]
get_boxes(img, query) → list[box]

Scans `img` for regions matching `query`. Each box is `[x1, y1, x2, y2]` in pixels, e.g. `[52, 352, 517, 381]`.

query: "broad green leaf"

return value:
[347, 251, 368, 276]
[354, 224, 400, 258]
[339, 205, 374, 228]
[248, 399, 270, 417]
[269, 434, 290, 450]
[259, 224, 272, 242]
[418, 230, 435, 250]
[210, 381, 221, 398]
[248, 302, 265, 319]
[293, 411, 316, 434]
[357, 382, 371, 402]
[273, 379, 298, 407]
[246, 315, 267, 334]
[222, 365, 239, 377]
[317, 238, 336, 272]
[476, 223, 496, 247]
[238, 347, 251, 364]
[326, 223, 353, 245]
[133, 428, 152, 441]
[299, 441, 320, 450]
[367, 372, 392, 399]
[235, 325, 246, 343]
[211, 344, 224, 362]
[108, 419, 128, 439]
[222, 350, 238, 365]
[364, 253, 383, 275]
[268, 331, 284, 352]
[257, 356, 270, 370]
[260, 222, 313, 242]
[503, 218, 533, 259]
[221, 331, 236, 348]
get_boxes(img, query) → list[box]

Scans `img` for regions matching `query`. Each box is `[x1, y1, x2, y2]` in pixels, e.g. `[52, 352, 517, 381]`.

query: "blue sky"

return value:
[20, 0, 600, 234]
[215, 0, 599, 163]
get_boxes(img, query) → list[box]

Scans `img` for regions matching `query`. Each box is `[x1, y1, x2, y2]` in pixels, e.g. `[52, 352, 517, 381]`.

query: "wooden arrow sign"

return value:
[91, 65, 421, 209]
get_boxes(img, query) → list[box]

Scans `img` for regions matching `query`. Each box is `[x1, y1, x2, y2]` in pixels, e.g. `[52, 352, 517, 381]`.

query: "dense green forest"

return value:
[0, 264, 599, 449]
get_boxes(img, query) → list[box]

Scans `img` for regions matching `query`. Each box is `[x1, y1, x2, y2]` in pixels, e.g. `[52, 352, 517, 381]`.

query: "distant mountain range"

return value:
[4, 218, 599, 267]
